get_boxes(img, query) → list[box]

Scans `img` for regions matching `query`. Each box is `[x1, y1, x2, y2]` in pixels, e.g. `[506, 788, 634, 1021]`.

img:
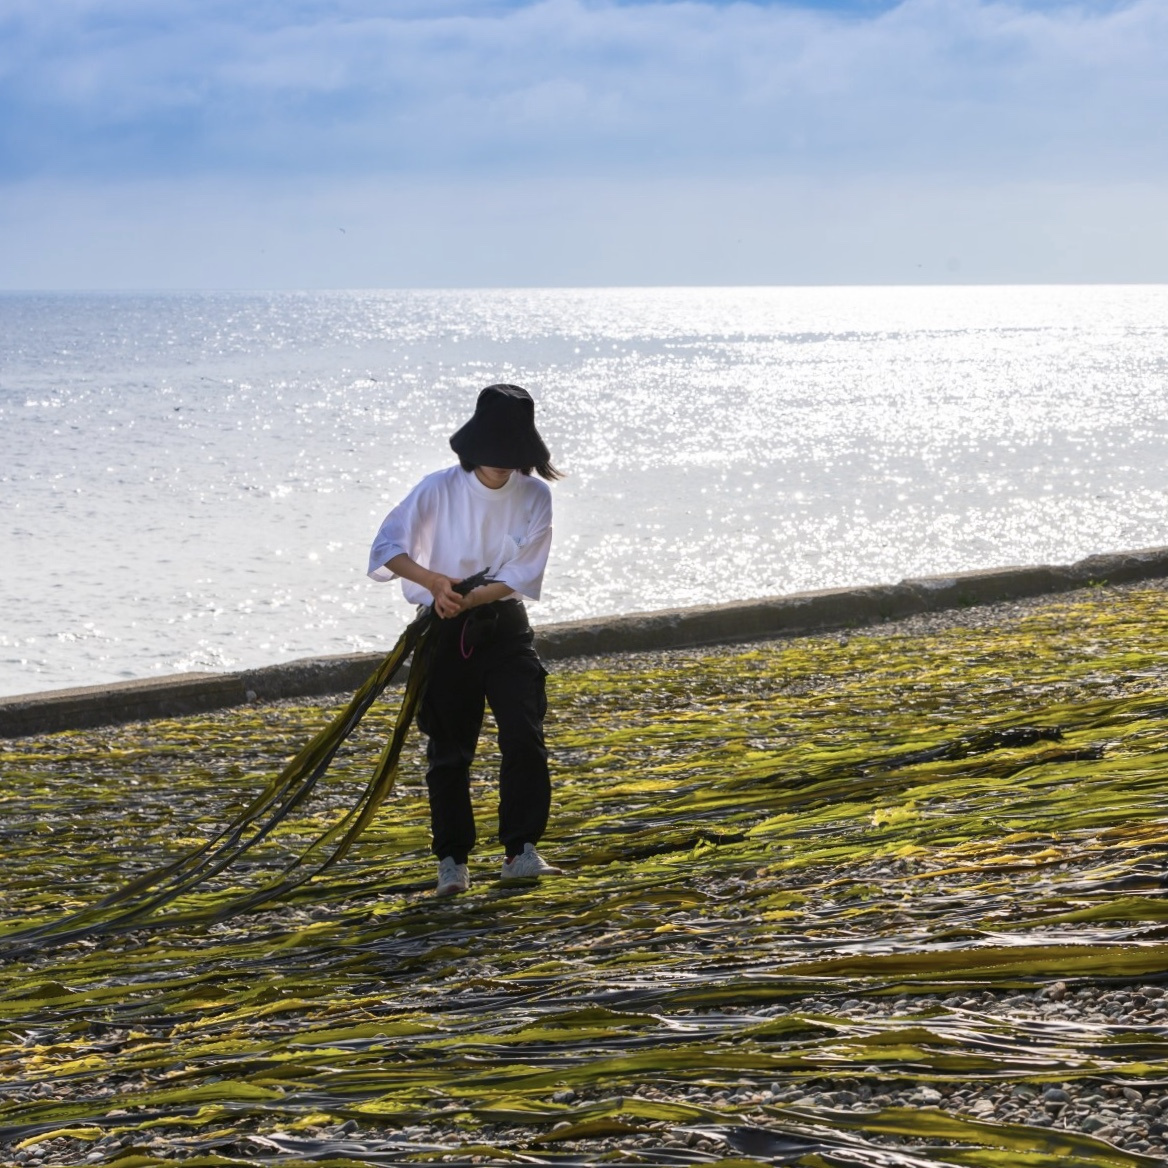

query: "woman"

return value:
[368, 385, 563, 897]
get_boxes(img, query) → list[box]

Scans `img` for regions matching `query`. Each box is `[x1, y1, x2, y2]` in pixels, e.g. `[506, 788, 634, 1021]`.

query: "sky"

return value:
[1, 0, 1165, 288]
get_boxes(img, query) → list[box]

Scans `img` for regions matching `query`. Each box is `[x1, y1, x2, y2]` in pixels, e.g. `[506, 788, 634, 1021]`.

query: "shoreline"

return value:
[3, 542, 1167, 738]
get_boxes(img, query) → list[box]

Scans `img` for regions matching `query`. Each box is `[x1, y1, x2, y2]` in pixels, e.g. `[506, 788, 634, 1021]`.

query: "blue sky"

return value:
[1, 0, 1165, 287]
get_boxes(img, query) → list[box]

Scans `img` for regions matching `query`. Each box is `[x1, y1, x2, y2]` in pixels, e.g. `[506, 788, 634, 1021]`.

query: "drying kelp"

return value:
[3, 583, 1168, 1167]
[0, 573, 497, 954]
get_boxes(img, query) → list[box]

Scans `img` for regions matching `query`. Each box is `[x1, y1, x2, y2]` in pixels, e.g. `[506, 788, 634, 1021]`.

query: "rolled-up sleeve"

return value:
[495, 491, 553, 601]
[368, 481, 426, 582]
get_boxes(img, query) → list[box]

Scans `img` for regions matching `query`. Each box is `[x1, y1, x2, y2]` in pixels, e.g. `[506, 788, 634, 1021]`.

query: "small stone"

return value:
[339, 1120, 358, 1134]
[1123, 1087, 1144, 1104]
[552, 1089, 576, 1104]
[1043, 1088, 1070, 1103]
[1141, 986, 1165, 999]
[916, 1088, 943, 1104]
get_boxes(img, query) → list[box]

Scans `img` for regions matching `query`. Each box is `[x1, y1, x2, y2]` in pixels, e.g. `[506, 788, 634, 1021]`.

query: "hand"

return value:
[427, 573, 466, 619]
[461, 581, 512, 610]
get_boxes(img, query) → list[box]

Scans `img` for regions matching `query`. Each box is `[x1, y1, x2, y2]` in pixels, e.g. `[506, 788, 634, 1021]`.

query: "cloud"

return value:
[2, 0, 1165, 287]
[1, 0, 1165, 184]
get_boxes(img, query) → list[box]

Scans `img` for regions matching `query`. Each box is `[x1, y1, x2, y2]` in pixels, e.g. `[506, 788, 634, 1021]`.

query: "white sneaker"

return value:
[436, 856, 470, 898]
[500, 843, 564, 881]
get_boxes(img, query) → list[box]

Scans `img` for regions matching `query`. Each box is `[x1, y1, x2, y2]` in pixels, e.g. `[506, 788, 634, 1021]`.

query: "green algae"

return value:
[2, 587, 1168, 1165]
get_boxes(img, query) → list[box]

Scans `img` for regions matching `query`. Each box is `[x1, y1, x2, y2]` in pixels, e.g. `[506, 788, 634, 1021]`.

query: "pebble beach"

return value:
[3, 580, 1168, 1167]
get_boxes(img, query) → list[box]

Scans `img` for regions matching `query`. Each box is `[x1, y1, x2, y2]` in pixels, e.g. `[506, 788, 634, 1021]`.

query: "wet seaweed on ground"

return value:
[2, 583, 1168, 1166]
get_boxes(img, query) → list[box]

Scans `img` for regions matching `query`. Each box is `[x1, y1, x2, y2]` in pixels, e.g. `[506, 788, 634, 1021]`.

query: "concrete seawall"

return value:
[4, 544, 1167, 739]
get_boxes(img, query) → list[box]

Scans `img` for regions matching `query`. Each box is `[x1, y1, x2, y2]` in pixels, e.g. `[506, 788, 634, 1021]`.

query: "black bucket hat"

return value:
[449, 384, 551, 469]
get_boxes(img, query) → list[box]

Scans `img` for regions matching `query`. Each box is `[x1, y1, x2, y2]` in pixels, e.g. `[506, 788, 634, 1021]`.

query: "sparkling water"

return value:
[3, 286, 1167, 697]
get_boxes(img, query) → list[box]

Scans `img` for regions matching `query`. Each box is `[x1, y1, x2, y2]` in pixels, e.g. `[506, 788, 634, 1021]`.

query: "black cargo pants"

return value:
[417, 600, 550, 864]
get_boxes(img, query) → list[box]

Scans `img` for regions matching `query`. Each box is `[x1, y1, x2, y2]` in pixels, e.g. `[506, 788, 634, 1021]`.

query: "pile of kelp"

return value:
[3, 585, 1168, 1168]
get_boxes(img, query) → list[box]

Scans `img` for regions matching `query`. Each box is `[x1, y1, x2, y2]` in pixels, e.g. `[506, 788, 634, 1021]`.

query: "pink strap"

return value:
[459, 618, 474, 660]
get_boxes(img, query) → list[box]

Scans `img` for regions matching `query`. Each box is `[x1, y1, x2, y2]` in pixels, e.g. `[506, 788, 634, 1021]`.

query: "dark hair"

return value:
[459, 457, 563, 482]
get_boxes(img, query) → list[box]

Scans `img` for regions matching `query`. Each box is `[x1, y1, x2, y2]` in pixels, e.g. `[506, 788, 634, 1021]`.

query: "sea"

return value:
[2, 285, 1167, 698]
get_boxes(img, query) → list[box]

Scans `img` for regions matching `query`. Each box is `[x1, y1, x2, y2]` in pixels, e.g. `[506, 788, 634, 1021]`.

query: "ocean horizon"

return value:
[3, 284, 1167, 697]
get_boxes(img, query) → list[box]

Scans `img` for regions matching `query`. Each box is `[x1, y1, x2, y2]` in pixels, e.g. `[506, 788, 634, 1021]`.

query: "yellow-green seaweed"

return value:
[2, 584, 1168, 1166]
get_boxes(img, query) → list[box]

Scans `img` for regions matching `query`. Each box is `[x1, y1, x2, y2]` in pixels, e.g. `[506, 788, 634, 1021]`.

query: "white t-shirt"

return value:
[368, 466, 553, 606]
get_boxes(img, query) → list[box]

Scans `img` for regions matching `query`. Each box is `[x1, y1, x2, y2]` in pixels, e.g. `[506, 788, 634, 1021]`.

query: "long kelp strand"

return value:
[0, 613, 429, 953]
[0, 575, 525, 955]
[0, 570, 497, 951]
[108, 620, 439, 930]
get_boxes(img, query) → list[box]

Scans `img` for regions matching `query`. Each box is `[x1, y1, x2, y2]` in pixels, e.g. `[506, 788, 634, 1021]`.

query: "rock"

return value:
[1122, 1086, 1144, 1104]
[1043, 1088, 1070, 1103]
[916, 1088, 943, 1104]
[553, 1089, 576, 1103]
